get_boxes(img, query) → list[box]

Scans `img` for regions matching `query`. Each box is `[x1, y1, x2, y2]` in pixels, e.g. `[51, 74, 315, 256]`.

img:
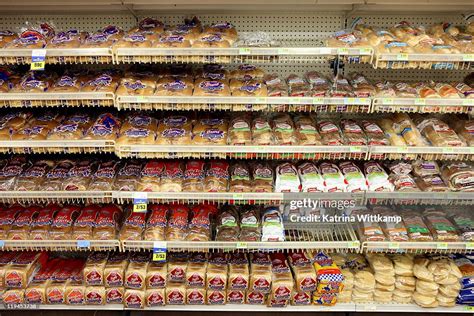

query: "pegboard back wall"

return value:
[347, 13, 467, 28]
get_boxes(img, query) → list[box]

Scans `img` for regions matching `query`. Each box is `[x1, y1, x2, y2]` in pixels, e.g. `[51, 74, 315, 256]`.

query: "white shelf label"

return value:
[77, 240, 91, 248]
[31, 49, 46, 70]
[236, 242, 248, 249]
[0, 240, 4, 247]
[153, 241, 167, 262]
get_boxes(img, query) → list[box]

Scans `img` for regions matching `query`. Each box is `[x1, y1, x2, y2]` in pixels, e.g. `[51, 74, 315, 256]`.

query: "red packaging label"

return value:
[86, 290, 104, 304]
[230, 275, 248, 290]
[252, 278, 271, 292]
[299, 276, 316, 292]
[67, 289, 84, 305]
[187, 273, 205, 287]
[208, 276, 225, 290]
[148, 274, 166, 288]
[3, 292, 22, 304]
[5, 271, 22, 288]
[126, 273, 144, 288]
[227, 290, 244, 304]
[167, 290, 185, 305]
[292, 291, 311, 305]
[247, 291, 265, 305]
[48, 288, 64, 304]
[169, 267, 185, 282]
[106, 288, 123, 304]
[25, 289, 42, 304]
[207, 291, 225, 305]
[86, 271, 103, 285]
[273, 285, 291, 300]
[125, 292, 143, 308]
[147, 291, 164, 306]
[187, 289, 205, 305]
[106, 271, 123, 287]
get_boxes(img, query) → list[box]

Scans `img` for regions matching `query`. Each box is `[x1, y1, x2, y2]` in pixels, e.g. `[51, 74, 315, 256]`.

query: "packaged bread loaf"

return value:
[137, 160, 163, 192]
[424, 215, 460, 241]
[441, 161, 474, 192]
[0, 30, 17, 48]
[146, 262, 167, 289]
[114, 160, 143, 191]
[103, 252, 128, 288]
[230, 79, 267, 97]
[193, 32, 231, 48]
[0, 156, 30, 190]
[205, 161, 229, 192]
[166, 204, 189, 241]
[49, 205, 81, 240]
[228, 114, 252, 145]
[156, 115, 192, 145]
[317, 120, 344, 145]
[183, 160, 205, 192]
[88, 160, 120, 191]
[93, 205, 121, 240]
[252, 115, 273, 145]
[165, 282, 186, 305]
[83, 113, 120, 141]
[106, 287, 124, 304]
[145, 288, 165, 307]
[81, 73, 119, 93]
[231, 65, 265, 81]
[415, 117, 465, 147]
[83, 252, 108, 286]
[361, 120, 390, 146]
[124, 289, 145, 309]
[271, 113, 297, 145]
[71, 205, 99, 240]
[85, 286, 105, 305]
[340, 161, 368, 192]
[5, 252, 48, 289]
[155, 77, 193, 96]
[364, 161, 394, 192]
[194, 79, 230, 96]
[391, 113, 428, 146]
[319, 162, 347, 192]
[161, 161, 184, 192]
[193, 118, 228, 145]
[143, 204, 168, 241]
[62, 159, 98, 191]
[42, 160, 75, 191]
[294, 115, 322, 145]
[117, 113, 157, 145]
[116, 76, 156, 96]
[6, 206, 41, 240]
[450, 120, 474, 146]
[402, 212, 433, 241]
[125, 252, 150, 290]
[378, 118, 408, 146]
[215, 205, 239, 241]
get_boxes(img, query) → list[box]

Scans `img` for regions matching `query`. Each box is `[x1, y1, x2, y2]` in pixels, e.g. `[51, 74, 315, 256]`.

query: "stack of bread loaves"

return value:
[350, 254, 376, 303]
[367, 254, 396, 303]
[392, 254, 416, 303]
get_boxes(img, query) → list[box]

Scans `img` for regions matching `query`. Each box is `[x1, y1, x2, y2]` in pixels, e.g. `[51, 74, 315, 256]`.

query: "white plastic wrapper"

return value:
[364, 161, 394, 192]
[297, 162, 325, 192]
[319, 162, 347, 192]
[339, 161, 367, 192]
[261, 207, 285, 242]
[275, 162, 300, 192]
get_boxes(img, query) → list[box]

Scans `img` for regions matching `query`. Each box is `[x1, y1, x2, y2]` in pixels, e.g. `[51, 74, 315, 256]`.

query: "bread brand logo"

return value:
[253, 278, 270, 291]
[48, 289, 64, 303]
[293, 292, 310, 305]
[202, 34, 222, 42]
[0, 30, 14, 36]
[212, 22, 233, 29]
[126, 33, 146, 42]
[22, 126, 44, 137]
[140, 18, 162, 29]
[247, 291, 264, 304]
[239, 64, 256, 71]
[125, 128, 150, 138]
[148, 292, 164, 306]
[107, 288, 123, 303]
[102, 25, 120, 35]
[54, 123, 79, 134]
[199, 81, 224, 92]
[25, 289, 42, 304]
[87, 33, 109, 43]
[231, 276, 248, 289]
[300, 277, 316, 291]
[228, 291, 244, 302]
[124, 80, 146, 91]
[209, 276, 225, 289]
[240, 83, 261, 93]
[162, 128, 185, 138]
[125, 293, 142, 308]
[200, 128, 224, 140]
[18, 31, 42, 45]
[5, 271, 22, 287]
[126, 273, 143, 288]
[168, 290, 184, 303]
[3, 292, 21, 304]
[164, 80, 187, 90]
[87, 291, 103, 304]
[164, 116, 187, 126]
[170, 268, 185, 281]
[86, 271, 102, 285]
[187, 290, 204, 304]
[274, 286, 291, 299]
[91, 125, 112, 136]
[204, 72, 225, 80]
[149, 274, 165, 287]
[208, 291, 225, 304]
[67, 289, 84, 304]
[187, 274, 204, 287]
[106, 272, 123, 286]
[89, 74, 112, 87]
[51, 32, 74, 45]
[56, 75, 76, 87]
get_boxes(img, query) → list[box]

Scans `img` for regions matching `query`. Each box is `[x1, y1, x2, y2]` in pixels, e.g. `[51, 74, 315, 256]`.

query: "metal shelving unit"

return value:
[362, 240, 474, 254]
[0, 191, 113, 204]
[0, 92, 115, 108]
[373, 53, 474, 70]
[0, 239, 120, 252]
[0, 140, 115, 154]
[0, 48, 113, 65]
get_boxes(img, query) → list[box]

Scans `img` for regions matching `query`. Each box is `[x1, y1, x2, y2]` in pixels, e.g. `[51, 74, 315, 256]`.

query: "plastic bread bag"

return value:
[125, 252, 150, 290]
[449, 211, 474, 241]
[193, 79, 231, 96]
[378, 118, 407, 146]
[193, 118, 228, 145]
[6, 206, 40, 240]
[294, 115, 322, 145]
[412, 160, 441, 177]
[401, 210, 433, 241]
[239, 206, 261, 242]
[252, 115, 273, 145]
[440, 161, 474, 192]
[340, 161, 368, 192]
[166, 204, 189, 241]
[15, 159, 54, 191]
[305, 71, 330, 97]
[92, 205, 121, 240]
[297, 161, 325, 192]
[389, 173, 420, 191]
[363, 161, 394, 192]
[144, 204, 168, 241]
[230, 64, 265, 81]
[415, 116, 466, 147]
[319, 162, 347, 192]
[271, 113, 296, 145]
[116, 76, 156, 96]
[161, 161, 184, 192]
[424, 215, 460, 242]
[49, 205, 81, 240]
[116, 113, 157, 146]
[205, 160, 229, 192]
[354, 209, 385, 241]
[119, 208, 147, 241]
[286, 74, 310, 97]
[317, 120, 344, 146]
[43, 159, 75, 191]
[82, 32, 115, 48]
[183, 160, 205, 192]
[415, 174, 449, 192]
[229, 161, 252, 192]
[386, 160, 412, 176]
[29, 204, 61, 240]
[155, 77, 193, 96]
[83, 113, 121, 141]
[394, 82, 419, 98]
[341, 119, 367, 145]
[450, 119, 474, 146]
[374, 81, 397, 97]
[329, 74, 354, 97]
[391, 113, 428, 147]
[137, 160, 164, 192]
[113, 160, 143, 191]
[49, 73, 82, 93]
[235, 31, 277, 47]
[228, 114, 252, 145]
[196, 64, 229, 80]
[275, 162, 300, 192]
[261, 207, 285, 242]
[0, 30, 17, 48]
[156, 115, 193, 145]
[187, 204, 216, 241]
[216, 205, 240, 242]
[0, 156, 30, 191]
[452, 82, 474, 98]
[48, 113, 93, 140]
[349, 73, 376, 97]
[250, 161, 274, 193]
[81, 72, 119, 93]
[88, 160, 120, 191]
[230, 79, 268, 97]
[62, 159, 98, 191]
[71, 204, 100, 240]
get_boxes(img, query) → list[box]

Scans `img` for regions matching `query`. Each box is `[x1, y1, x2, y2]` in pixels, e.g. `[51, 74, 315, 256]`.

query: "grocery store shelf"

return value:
[369, 146, 474, 161]
[0, 239, 120, 252]
[122, 223, 360, 252]
[366, 191, 474, 206]
[113, 191, 365, 205]
[114, 46, 373, 64]
[116, 144, 368, 160]
[115, 95, 372, 112]
[139, 304, 357, 312]
[373, 53, 474, 70]
[362, 240, 474, 254]
[0, 48, 113, 65]
[0, 191, 113, 204]
[372, 97, 474, 114]
[0, 92, 115, 108]
[0, 140, 115, 154]
[355, 303, 473, 313]
[0, 304, 124, 310]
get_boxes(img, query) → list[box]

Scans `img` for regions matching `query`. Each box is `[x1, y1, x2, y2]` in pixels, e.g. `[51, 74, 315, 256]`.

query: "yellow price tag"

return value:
[232, 193, 244, 199]
[414, 98, 426, 105]
[236, 242, 248, 249]
[442, 147, 455, 153]
[359, 48, 372, 54]
[152, 252, 166, 262]
[337, 48, 349, 55]
[396, 53, 409, 61]
[397, 146, 408, 153]
[133, 203, 147, 213]
[31, 61, 45, 70]
[313, 98, 324, 104]
[350, 146, 362, 153]
[239, 48, 251, 55]
[466, 242, 474, 250]
[464, 306, 474, 311]
[388, 242, 400, 249]
[437, 242, 448, 249]
[348, 241, 360, 248]
[463, 54, 474, 62]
